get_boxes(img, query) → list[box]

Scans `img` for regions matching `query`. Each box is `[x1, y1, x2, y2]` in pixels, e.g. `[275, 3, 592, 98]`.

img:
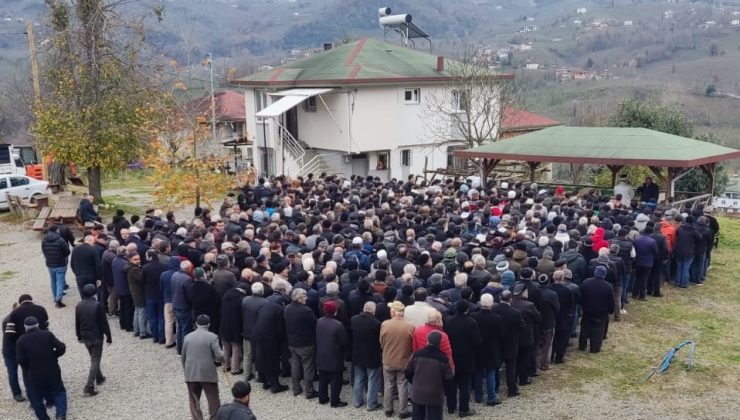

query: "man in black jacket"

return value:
[142, 249, 167, 344]
[316, 300, 348, 407]
[283, 288, 318, 399]
[510, 283, 541, 388]
[70, 235, 101, 297]
[404, 331, 453, 420]
[470, 293, 504, 406]
[16, 316, 68, 420]
[4, 295, 49, 403]
[41, 225, 71, 308]
[444, 300, 482, 417]
[75, 284, 112, 396]
[350, 301, 382, 411]
[535, 274, 560, 371]
[491, 290, 524, 397]
[579, 266, 615, 353]
[549, 270, 575, 364]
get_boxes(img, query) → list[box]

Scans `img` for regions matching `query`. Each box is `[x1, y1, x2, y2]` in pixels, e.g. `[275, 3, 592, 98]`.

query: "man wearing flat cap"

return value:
[578, 266, 615, 353]
[182, 314, 224, 420]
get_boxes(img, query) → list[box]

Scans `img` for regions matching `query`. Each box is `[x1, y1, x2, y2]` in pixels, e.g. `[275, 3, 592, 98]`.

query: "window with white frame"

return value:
[401, 149, 411, 166]
[404, 88, 420, 104]
[255, 90, 268, 112]
[451, 89, 470, 112]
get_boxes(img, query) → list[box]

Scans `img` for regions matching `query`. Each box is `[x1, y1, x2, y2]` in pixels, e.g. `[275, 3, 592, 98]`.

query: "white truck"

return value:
[0, 144, 27, 176]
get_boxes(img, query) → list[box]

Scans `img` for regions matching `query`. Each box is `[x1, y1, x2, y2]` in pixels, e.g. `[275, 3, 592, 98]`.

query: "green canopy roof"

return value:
[455, 126, 740, 168]
[233, 38, 512, 87]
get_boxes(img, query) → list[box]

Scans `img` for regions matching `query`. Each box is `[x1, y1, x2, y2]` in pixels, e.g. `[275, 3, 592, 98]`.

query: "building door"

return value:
[401, 149, 411, 180]
[351, 154, 369, 178]
[285, 107, 299, 141]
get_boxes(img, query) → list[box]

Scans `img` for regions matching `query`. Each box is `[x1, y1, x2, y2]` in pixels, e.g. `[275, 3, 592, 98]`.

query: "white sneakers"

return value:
[620, 309, 627, 315]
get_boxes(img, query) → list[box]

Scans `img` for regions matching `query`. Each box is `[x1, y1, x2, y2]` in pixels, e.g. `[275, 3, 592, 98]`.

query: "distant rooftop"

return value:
[185, 90, 246, 122]
[501, 107, 561, 133]
[233, 38, 513, 88]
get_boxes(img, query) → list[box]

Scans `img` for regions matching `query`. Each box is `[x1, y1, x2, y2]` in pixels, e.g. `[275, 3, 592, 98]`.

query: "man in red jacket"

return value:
[412, 310, 454, 373]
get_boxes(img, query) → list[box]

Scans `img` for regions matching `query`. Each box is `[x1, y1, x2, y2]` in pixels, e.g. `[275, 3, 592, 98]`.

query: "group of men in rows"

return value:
[4, 172, 719, 420]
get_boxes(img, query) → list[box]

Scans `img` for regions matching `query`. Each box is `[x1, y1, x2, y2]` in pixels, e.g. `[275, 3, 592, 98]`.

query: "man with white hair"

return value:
[284, 288, 318, 399]
[470, 294, 504, 406]
[380, 301, 414, 418]
[350, 301, 383, 411]
[172, 260, 194, 355]
[241, 282, 268, 380]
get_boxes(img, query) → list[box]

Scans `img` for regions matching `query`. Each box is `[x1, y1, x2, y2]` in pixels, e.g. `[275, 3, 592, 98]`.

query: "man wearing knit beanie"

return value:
[181, 314, 224, 420]
[316, 300, 348, 407]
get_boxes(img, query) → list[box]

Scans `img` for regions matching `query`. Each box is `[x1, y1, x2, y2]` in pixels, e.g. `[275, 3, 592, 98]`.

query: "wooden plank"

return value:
[32, 207, 52, 231]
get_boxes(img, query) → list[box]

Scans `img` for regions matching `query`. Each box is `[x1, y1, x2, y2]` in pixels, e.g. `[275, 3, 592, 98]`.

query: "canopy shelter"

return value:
[255, 88, 335, 118]
[454, 126, 740, 199]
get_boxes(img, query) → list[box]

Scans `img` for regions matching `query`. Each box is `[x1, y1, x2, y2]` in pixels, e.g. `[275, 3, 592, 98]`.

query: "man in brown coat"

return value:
[380, 301, 414, 418]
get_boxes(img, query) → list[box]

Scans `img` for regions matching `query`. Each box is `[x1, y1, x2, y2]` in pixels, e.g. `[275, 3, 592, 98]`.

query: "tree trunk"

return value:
[87, 166, 102, 202]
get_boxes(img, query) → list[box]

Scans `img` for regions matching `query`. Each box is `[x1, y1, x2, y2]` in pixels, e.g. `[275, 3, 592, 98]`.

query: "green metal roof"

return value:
[455, 126, 740, 168]
[233, 38, 512, 87]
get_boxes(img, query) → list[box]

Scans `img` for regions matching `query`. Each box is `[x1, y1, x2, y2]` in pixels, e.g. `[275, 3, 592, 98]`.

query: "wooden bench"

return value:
[48, 196, 81, 226]
[4, 193, 36, 219]
[32, 207, 52, 231]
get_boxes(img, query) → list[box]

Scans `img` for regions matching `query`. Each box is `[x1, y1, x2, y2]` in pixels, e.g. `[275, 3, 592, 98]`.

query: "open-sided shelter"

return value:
[454, 126, 740, 199]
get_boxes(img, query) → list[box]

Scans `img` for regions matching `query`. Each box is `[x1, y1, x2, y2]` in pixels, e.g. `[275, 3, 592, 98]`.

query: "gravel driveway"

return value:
[0, 221, 737, 419]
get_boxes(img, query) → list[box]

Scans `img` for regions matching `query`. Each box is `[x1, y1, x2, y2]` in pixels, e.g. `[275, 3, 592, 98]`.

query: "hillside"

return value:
[2, 0, 740, 153]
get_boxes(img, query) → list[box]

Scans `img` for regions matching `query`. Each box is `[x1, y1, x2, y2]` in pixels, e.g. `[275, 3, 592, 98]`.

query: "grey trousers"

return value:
[133, 306, 148, 336]
[186, 382, 220, 420]
[85, 342, 104, 388]
[538, 328, 555, 369]
[242, 339, 253, 378]
[289, 345, 316, 394]
[223, 341, 243, 373]
[383, 367, 409, 414]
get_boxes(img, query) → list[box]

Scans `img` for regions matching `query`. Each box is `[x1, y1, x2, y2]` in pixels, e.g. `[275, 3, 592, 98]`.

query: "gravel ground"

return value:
[0, 221, 738, 420]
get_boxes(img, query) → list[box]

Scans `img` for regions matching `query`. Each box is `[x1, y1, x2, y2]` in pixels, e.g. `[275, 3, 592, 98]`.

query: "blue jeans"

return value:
[621, 272, 631, 307]
[174, 309, 193, 355]
[48, 266, 67, 302]
[690, 253, 706, 284]
[353, 366, 381, 409]
[473, 368, 497, 403]
[145, 299, 164, 342]
[676, 257, 694, 288]
[3, 354, 22, 397]
[27, 379, 67, 420]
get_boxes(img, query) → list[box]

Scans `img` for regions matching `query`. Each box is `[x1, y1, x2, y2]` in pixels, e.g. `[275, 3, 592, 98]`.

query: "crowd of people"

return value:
[3, 172, 720, 420]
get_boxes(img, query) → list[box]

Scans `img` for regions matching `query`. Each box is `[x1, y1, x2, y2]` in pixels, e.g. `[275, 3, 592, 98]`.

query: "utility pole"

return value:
[207, 53, 217, 158]
[26, 21, 41, 102]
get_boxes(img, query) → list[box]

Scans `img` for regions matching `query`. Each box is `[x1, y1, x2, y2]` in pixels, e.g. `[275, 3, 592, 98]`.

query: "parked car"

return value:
[0, 175, 51, 210]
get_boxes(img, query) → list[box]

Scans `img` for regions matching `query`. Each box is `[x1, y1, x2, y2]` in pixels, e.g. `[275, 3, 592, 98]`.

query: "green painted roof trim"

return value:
[455, 126, 740, 168]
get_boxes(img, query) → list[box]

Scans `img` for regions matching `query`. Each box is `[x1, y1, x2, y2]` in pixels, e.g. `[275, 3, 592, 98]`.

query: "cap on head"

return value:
[427, 330, 442, 348]
[82, 284, 97, 297]
[323, 300, 338, 316]
[231, 381, 251, 399]
[18, 294, 32, 304]
[196, 314, 210, 326]
[23, 316, 39, 328]
[594, 265, 607, 278]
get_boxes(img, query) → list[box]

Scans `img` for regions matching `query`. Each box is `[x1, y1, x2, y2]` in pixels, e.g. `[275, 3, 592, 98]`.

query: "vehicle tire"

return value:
[30, 194, 41, 204]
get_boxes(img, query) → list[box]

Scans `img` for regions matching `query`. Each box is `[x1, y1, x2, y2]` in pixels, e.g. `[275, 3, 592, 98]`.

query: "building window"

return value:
[303, 96, 317, 112]
[377, 152, 389, 170]
[255, 90, 268, 112]
[404, 88, 420, 104]
[401, 149, 411, 166]
[452, 89, 470, 112]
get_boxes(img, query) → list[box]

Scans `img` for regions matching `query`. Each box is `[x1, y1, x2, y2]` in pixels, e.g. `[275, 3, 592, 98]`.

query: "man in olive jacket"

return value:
[404, 330, 453, 420]
[182, 315, 224, 420]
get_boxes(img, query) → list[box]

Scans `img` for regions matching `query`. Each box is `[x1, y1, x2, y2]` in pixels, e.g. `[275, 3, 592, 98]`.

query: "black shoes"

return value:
[293, 389, 302, 397]
[459, 409, 476, 417]
[271, 384, 289, 394]
[83, 387, 98, 396]
[12, 394, 25, 402]
[55, 301, 66, 308]
[305, 390, 318, 399]
[96, 376, 106, 385]
[331, 401, 348, 408]
[487, 400, 502, 406]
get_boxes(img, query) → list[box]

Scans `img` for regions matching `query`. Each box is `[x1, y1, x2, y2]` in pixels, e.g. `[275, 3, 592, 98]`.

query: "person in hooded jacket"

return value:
[41, 225, 71, 308]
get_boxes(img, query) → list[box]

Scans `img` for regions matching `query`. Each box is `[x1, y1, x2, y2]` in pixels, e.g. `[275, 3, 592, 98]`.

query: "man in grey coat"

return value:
[182, 315, 224, 420]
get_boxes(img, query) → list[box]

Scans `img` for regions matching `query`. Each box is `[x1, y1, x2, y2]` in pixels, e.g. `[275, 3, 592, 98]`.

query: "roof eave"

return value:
[453, 150, 740, 168]
[501, 123, 562, 133]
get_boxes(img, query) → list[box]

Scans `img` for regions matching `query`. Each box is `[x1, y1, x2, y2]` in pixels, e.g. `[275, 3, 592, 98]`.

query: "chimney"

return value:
[436, 56, 445, 72]
[323, 43, 333, 51]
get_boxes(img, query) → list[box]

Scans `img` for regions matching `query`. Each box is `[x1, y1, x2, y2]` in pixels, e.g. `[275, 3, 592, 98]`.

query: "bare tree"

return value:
[422, 46, 523, 181]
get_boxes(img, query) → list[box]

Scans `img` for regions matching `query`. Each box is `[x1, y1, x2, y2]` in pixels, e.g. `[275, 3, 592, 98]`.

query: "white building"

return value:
[233, 39, 512, 181]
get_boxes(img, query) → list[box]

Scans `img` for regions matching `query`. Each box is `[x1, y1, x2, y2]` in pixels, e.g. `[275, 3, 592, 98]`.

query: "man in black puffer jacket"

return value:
[75, 284, 112, 396]
[70, 235, 101, 297]
[41, 225, 71, 308]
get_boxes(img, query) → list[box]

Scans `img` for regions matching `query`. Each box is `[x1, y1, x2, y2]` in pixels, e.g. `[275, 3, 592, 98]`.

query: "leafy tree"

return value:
[606, 99, 728, 196]
[32, 0, 159, 200]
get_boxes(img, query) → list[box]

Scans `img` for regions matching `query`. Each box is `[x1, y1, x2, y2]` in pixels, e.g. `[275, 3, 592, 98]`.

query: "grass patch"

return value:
[0, 270, 17, 282]
[102, 169, 152, 191]
[99, 194, 146, 218]
[536, 215, 740, 396]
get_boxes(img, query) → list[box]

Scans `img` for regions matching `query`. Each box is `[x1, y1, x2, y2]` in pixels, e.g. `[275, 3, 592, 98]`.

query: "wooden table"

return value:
[48, 196, 81, 224]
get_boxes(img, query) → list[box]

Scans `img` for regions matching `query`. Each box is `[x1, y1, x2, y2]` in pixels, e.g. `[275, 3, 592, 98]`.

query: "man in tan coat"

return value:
[182, 315, 224, 420]
[380, 301, 414, 418]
